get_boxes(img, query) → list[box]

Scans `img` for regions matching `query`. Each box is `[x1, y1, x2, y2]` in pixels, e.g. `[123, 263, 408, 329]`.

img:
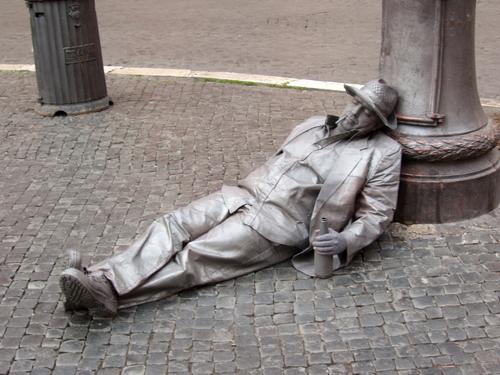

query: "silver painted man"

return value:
[60, 79, 401, 315]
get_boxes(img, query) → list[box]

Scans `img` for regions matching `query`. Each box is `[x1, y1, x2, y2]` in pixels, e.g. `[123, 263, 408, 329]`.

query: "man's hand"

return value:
[312, 228, 347, 256]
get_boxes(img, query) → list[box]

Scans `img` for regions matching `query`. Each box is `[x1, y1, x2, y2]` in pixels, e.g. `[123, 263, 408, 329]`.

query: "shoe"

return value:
[60, 268, 118, 316]
[66, 249, 82, 270]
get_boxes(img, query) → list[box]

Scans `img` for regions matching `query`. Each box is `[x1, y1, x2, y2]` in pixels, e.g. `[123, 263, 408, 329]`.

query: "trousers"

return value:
[89, 192, 299, 308]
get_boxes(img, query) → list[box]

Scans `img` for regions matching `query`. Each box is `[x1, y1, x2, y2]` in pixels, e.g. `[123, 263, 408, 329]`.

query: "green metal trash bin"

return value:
[26, 0, 112, 116]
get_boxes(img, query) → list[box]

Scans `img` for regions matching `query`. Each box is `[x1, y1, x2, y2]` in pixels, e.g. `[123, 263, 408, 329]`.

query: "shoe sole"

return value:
[60, 268, 117, 316]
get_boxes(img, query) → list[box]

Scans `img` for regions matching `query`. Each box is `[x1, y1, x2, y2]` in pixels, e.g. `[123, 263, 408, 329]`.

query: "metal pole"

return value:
[380, 0, 500, 223]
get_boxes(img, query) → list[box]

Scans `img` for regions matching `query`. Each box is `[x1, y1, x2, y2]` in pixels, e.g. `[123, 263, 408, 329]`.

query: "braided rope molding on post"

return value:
[388, 118, 500, 161]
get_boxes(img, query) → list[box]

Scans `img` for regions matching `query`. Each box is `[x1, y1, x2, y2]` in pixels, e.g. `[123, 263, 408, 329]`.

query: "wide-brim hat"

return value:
[344, 79, 398, 130]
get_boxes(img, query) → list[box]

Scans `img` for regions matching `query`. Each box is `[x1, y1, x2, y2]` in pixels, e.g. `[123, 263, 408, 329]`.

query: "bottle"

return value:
[314, 218, 334, 278]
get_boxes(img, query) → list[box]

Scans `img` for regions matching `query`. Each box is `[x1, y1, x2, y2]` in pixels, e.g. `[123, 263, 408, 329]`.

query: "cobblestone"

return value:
[0, 72, 499, 374]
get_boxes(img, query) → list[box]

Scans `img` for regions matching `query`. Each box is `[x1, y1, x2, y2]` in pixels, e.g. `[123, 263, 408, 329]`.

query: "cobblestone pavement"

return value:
[2, 0, 500, 99]
[0, 71, 500, 375]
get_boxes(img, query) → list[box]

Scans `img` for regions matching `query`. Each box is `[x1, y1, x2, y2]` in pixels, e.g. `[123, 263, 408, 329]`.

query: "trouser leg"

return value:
[88, 192, 232, 295]
[117, 211, 298, 308]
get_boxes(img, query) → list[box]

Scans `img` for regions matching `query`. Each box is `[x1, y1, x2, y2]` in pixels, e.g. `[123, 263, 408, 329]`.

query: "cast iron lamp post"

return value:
[380, 0, 500, 223]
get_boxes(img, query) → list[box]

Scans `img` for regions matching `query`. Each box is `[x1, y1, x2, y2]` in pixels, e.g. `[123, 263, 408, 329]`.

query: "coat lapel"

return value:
[311, 137, 368, 220]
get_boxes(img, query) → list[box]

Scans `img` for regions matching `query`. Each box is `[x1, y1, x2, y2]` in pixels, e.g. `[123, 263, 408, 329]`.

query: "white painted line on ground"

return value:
[103, 65, 123, 73]
[112, 67, 191, 77]
[480, 98, 500, 109]
[188, 70, 291, 85]
[288, 79, 360, 92]
[0, 64, 36, 72]
[1, 63, 499, 108]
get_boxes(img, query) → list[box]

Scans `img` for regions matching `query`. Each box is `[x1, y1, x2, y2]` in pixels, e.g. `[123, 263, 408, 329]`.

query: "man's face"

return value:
[336, 96, 381, 136]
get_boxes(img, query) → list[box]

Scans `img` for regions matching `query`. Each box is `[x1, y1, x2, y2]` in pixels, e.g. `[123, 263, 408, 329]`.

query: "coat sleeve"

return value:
[339, 145, 402, 265]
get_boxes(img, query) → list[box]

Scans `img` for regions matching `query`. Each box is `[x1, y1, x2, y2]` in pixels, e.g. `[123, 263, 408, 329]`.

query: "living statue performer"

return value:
[60, 79, 401, 315]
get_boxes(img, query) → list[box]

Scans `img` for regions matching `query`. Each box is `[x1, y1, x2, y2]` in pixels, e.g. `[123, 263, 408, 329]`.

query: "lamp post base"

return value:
[395, 148, 500, 224]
